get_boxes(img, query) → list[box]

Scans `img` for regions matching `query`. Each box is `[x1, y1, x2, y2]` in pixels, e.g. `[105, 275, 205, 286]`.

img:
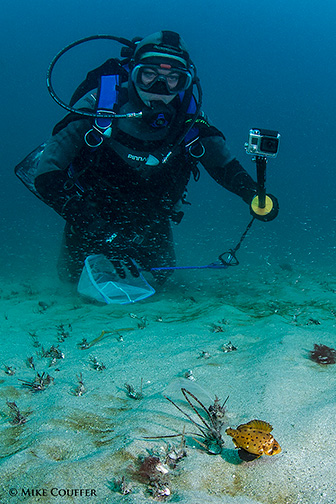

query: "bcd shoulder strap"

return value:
[52, 59, 129, 136]
[70, 58, 128, 106]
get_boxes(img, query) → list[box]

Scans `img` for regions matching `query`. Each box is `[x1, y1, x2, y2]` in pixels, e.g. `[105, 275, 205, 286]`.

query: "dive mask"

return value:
[131, 63, 193, 95]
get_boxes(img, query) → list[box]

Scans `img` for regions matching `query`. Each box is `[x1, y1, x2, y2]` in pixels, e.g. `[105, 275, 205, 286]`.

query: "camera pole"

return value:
[250, 155, 279, 221]
[255, 155, 267, 208]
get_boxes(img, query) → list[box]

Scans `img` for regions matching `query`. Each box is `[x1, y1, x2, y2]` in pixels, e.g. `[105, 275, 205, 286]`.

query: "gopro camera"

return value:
[245, 128, 280, 158]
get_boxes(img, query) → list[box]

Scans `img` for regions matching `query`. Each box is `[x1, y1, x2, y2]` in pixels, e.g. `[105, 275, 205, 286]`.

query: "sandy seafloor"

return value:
[1, 263, 336, 504]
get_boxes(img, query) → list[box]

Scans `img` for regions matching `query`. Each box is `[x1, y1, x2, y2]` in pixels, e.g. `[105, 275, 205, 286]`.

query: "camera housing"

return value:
[245, 128, 280, 158]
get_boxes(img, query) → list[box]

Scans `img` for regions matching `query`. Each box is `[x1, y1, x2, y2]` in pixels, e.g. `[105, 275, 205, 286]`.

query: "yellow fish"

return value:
[226, 419, 281, 459]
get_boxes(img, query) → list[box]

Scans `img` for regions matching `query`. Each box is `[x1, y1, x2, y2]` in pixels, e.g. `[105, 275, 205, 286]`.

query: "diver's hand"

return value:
[110, 256, 140, 279]
[103, 230, 141, 279]
[250, 194, 279, 222]
[82, 220, 142, 278]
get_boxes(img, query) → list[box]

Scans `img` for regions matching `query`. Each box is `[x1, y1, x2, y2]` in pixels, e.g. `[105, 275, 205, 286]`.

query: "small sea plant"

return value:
[19, 372, 54, 392]
[3, 365, 16, 376]
[77, 338, 90, 349]
[56, 323, 72, 342]
[137, 316, 148, 330]
[131, 454, 171, 499]
[74, 373, 86, 396]
[197, 350, 211, 359]
[145, 428, 188, 469]
[107, 476, 132, 495]
[212, 324, 225, 333]
[183, 369, 195, 381]
[26, 356, 35, 370]
[309, 344, 336, 365]
[209, 319, 228, 333]
[221, 341, 237, 353]
[125, 379, 143, 400]
[164, 430, 187, 469]
[40, 345, 65, 365]
[307, 318, 321, 326]
[129, 313, 149, 329]
[29, 332, 41, 348]
[6, 400, 27, 425]
[38, 301, 49, 312]
[89, 356, 106, 371]
[164, 388, 228, 455]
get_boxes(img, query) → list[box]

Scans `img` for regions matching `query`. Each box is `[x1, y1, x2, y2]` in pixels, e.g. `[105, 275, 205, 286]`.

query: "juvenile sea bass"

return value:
[226, 419, 281, 458]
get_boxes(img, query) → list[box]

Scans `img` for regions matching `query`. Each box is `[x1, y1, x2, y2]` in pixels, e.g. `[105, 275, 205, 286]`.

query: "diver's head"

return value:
[131, 30, 193, 106]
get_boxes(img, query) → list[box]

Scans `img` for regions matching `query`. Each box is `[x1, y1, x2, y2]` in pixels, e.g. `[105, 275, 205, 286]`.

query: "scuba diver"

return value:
[26, 30, 278, 285]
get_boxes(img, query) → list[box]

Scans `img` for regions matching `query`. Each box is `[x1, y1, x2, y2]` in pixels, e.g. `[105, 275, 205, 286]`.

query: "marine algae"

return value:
[85, 328, 134, 348]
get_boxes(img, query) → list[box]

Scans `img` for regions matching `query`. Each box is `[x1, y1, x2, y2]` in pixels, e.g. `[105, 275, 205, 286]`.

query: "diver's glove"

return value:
[110, 255, 140, 279]
[250, 194, 279, 222]
[83, 219, 141, 279]
[103, 231, 140, 279]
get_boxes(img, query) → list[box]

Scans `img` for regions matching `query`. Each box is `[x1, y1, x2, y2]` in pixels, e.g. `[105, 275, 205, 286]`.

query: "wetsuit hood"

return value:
[132, 30, 190, 70]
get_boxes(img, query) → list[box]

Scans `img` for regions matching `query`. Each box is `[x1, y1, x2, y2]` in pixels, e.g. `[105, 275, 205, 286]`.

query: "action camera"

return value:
[245, 128, 280, 158]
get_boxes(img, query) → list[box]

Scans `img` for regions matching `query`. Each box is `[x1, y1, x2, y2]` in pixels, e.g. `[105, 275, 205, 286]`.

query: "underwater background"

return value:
[1, 0, 336, 280]
[1, 2, 336, 504]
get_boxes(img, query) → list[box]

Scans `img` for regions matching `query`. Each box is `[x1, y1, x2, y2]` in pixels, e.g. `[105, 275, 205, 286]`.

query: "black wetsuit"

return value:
[35, 83, 257, 284]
